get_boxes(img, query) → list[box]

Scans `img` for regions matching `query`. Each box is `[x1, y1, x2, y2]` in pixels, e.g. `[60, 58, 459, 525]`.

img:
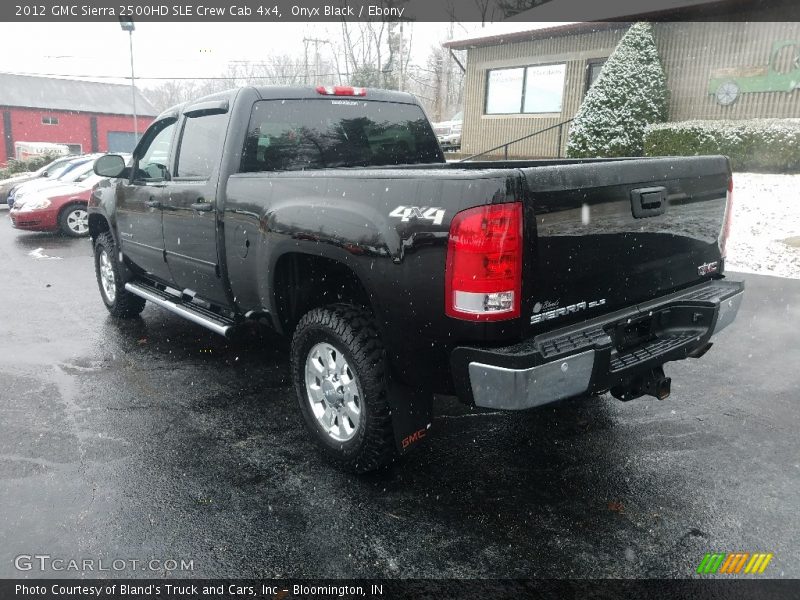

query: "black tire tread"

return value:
[94, 231, 146, 318]
[292, 304, 396, 473]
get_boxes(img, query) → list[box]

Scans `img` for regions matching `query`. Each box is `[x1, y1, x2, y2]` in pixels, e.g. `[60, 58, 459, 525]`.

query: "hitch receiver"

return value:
[611, 365, 672, 401]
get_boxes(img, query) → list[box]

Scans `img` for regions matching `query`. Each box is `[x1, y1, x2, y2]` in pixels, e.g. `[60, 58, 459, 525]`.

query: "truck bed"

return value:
[226, 155, 730, 344]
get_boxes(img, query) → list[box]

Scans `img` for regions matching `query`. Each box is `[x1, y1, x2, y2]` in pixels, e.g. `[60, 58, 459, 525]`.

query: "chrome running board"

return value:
[125, 281, 234, 337]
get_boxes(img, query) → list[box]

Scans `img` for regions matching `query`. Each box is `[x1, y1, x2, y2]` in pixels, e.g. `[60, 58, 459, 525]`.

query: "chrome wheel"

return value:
[66, 208, 89, 235]
[98, 249, 116, 303]
[304, 342, 361, 442]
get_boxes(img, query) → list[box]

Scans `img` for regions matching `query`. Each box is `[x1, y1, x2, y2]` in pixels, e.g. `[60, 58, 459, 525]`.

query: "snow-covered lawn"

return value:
[726, 173, 800, 280]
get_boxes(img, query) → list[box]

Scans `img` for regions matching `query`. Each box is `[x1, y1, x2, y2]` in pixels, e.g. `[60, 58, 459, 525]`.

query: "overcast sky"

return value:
[0, 21, 483, 89]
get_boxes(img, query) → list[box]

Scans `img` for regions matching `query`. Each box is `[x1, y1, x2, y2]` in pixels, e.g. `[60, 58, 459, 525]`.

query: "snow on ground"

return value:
[726, 173, 800, 280]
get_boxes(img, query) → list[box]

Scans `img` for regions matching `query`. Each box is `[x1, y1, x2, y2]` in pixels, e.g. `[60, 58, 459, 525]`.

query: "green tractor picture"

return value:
[708, 40, 800, 105]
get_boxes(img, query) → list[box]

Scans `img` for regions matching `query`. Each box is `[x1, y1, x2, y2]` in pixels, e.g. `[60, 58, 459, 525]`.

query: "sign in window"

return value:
[524, 64, 566, 113]
[485, 68, 525, 114]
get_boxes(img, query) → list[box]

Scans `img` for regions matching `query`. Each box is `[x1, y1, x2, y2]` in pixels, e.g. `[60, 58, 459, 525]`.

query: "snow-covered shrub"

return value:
[644, 119, 800, 172]
[0, 154, 60, 179]
[567, 22, 668, 158]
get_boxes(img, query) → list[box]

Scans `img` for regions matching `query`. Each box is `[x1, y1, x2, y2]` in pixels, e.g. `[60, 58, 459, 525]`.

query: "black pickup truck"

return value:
[89, 85, 743, 472]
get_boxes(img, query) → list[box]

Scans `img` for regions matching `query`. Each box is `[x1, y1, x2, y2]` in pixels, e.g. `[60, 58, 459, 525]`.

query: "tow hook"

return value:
[611, 366, 672, 401]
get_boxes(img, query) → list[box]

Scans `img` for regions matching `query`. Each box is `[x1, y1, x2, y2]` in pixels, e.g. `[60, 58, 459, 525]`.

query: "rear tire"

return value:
[59, 203, 89, 237]
[94, 231, 146, 318]
[291, 304, 396, 473]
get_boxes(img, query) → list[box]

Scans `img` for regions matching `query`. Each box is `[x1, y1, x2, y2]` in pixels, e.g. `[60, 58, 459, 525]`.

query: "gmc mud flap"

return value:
[387, 381, 433, 454]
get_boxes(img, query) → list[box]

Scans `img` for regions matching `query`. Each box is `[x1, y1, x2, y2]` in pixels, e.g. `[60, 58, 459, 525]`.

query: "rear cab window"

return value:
[240, 99, 443, 173]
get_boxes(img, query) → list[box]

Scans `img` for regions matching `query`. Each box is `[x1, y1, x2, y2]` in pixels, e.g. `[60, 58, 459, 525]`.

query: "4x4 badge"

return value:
[389, 206, 446, 226]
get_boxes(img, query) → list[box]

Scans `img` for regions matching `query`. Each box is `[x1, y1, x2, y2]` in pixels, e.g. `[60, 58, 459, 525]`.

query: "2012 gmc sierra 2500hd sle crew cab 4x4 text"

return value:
[88, 85, 743, 472]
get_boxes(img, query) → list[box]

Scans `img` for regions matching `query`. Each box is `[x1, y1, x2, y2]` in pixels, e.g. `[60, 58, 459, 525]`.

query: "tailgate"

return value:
[519, 156, 731, 333]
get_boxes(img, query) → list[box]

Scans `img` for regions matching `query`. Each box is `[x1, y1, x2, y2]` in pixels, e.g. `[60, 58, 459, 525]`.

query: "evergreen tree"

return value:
[566, 22, 668, 158]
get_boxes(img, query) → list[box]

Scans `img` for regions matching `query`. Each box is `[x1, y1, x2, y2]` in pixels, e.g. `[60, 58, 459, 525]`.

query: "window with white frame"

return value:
[485, 63, 566, 115]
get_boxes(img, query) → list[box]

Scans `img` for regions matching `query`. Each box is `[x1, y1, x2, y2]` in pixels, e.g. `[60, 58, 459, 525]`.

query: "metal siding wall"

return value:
[462, 22, 800, 158]
[655, 22, 800, 120]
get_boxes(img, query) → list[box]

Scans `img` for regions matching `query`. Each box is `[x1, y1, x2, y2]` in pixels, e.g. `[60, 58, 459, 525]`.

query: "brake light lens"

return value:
[445, 202, 523, 321]
[720, 176, 733, 258]
[316, 85, 367, 96]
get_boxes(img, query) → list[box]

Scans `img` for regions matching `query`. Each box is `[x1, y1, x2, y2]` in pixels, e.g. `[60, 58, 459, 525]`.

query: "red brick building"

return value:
[0, 73, 158, 165]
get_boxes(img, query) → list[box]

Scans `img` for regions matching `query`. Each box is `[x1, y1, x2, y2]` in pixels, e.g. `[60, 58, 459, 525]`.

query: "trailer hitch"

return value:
[611, 365, 672, 401]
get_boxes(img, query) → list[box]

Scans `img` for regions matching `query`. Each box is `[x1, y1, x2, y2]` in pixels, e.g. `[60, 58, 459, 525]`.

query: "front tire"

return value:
[93, 232, 146, 318]
[59, 203, 89, 237]
[291, 304, 396, 473]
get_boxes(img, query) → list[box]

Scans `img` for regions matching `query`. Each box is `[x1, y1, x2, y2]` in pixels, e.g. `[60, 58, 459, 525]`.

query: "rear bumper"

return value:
[451, 279, 744, 410]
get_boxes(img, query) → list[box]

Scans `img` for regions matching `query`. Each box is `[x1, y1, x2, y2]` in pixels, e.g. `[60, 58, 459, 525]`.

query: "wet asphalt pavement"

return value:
[0, 215, 798, 580]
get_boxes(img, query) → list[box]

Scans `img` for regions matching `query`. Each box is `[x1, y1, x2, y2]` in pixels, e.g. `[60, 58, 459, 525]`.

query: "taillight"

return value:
[316, 85, 367, 96]
[720, 176, 733, 258]
[445, 202, 523, 321]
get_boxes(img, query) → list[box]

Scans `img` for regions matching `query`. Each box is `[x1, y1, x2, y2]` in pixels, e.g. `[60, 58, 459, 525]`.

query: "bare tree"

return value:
[143, 78, 231, 113]
[142, 10, 466, 121]
[228, 55, 309, 86]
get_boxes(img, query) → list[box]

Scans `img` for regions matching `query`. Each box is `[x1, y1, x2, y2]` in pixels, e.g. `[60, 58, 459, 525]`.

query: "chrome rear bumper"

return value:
[457, 280, 744, 411]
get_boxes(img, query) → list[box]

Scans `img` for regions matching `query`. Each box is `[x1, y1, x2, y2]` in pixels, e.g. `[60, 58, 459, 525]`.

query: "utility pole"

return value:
[119, 18, 138, 142]
[398, 21, 404, 92]
[444, 20, 453, 118]
[303, 40, 309, 84]
[303, 37, 329, 84]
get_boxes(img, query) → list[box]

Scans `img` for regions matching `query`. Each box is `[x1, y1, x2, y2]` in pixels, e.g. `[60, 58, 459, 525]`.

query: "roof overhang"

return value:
[443, 22, 622, 50]
[443, 0, 765, 50]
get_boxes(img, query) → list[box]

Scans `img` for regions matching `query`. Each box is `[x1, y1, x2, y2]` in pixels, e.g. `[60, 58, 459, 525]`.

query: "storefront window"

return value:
[523, 64, 566, 112]
[485, 63, 566, 114]
[485, 67, 525, 114]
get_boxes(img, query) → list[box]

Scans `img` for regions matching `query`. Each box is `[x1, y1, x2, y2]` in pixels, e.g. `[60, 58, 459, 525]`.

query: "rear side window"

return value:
[175, 112, 228, 179]
[240, 99, 443, 173]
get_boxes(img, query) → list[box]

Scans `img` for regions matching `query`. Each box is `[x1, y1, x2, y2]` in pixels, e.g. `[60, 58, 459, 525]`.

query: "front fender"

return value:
[87, 178, 120, 245]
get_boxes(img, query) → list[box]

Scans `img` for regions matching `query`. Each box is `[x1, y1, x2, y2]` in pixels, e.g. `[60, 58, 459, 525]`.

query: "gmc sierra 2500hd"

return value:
[89, 85, 743, 472]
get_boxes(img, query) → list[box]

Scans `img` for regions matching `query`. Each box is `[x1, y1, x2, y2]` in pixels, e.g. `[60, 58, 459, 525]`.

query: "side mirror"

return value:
[94, 154, 127, 178]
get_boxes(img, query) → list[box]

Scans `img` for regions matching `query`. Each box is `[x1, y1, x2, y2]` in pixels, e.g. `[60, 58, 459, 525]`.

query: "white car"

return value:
[432, 112, 463, 151]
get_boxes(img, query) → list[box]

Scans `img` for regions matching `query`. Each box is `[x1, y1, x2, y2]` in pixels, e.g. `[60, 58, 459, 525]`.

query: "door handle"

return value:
[145, 197, 161, 209]
[190, 200, 213, 212]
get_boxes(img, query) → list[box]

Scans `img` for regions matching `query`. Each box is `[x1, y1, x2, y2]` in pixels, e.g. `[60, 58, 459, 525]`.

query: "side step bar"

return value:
[124, 281, 235, 337]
